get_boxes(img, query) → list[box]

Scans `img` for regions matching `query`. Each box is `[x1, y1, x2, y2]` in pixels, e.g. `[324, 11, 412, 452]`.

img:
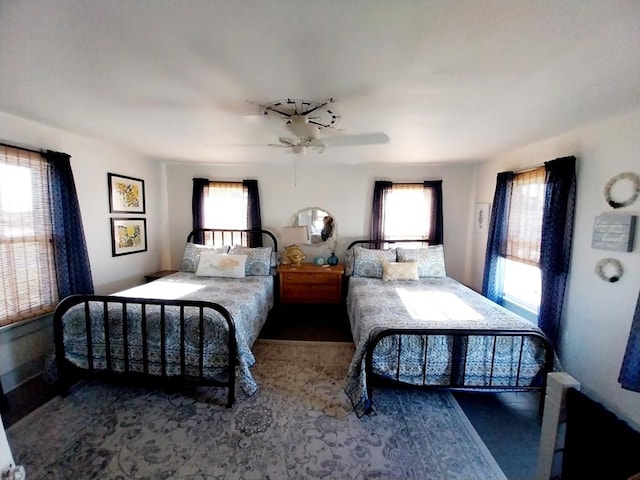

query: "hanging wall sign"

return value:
[592, 214, 637, 252]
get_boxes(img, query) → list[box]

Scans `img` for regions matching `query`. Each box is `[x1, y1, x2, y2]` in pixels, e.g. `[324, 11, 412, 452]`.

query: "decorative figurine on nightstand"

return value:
[327, 252, 339, 266]
[284, 245, 305, 266]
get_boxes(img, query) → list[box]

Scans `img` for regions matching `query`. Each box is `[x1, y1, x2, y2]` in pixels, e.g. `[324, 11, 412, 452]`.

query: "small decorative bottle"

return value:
[327, 252, 339, 266]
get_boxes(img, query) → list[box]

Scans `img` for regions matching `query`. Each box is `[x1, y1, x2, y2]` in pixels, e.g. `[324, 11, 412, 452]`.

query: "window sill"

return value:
[502, 297, 539, 324]
[0, 312, 53, 344]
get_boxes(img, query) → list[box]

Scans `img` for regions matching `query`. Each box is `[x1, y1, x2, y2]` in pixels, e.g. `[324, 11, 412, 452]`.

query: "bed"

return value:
[343, 240, 555, 417]
[53, 228, 277, 408]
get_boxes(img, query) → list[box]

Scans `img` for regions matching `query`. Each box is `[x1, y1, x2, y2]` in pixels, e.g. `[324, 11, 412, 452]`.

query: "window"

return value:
[200, 181, 248, 245]
[192, 178, 262, 247]
[202, 182, 248, 229]
[502, 167, 545, 314]
[374, 181, 443, 246]
[383, 184, 433, 240]
[0, 146, 58, 326]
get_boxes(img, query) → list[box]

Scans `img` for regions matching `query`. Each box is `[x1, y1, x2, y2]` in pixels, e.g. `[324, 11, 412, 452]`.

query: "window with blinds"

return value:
[383, 183, 433, 242]
[0, 146, 58, 327]
[503, 167, 545, 314]
[202, 181, 248, 245]
[504, 167, 546, 265]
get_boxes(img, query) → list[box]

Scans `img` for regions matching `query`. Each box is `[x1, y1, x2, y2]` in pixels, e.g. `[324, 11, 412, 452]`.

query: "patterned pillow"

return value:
[396, 245, 446, 277]
[352, 246, 397, 278]
[382, 261, 419, 281]
[344, 248, 355, 276]
[195, 252, 247, 278]
[228, 246, 272, 276]
[180, 243, 229, 272]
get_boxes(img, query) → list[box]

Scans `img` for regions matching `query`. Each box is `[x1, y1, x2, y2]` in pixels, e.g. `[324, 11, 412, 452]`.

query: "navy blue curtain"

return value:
[369, 180, 392, 243]
[482, 172, 514, 303]
[538, 156, 576, 348]
[191, 178, 209, 244]
[424, 180, 444, 245]
[619, 290, 640, 392]
[44, 151, 94, 298]
[243, 179, 263, 247]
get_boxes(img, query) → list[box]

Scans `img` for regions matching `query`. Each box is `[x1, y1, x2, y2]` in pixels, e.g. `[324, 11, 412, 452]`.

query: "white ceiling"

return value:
[1, 1, 639, 165]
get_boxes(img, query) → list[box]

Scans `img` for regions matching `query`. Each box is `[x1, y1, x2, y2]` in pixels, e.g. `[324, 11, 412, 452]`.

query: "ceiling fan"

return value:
[258, 98, 390, 154]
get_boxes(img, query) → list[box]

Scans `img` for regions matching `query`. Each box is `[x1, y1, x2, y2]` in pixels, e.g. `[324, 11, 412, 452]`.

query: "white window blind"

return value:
[383, 183, 433, 241]
[505, 167, 546, 266]
[0, 146, 58, 326]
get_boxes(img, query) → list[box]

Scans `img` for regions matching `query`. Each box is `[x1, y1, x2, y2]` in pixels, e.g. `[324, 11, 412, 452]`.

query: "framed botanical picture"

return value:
[108, 173, 146, 214]
[111, 218, 147, 256]
[474, 203, 490, 233]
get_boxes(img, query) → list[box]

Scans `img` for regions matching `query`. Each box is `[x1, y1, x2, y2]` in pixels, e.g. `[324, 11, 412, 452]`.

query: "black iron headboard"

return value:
[187, 228, 277, 252]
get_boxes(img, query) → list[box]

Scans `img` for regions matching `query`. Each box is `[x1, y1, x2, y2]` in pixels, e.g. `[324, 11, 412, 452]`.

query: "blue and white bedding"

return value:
[345, 275, 549, 416]
[59, 271, 273, 396]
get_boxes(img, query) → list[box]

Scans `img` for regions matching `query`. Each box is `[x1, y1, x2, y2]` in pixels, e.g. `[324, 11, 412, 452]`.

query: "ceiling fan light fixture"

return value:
[292, 145, 307, 155]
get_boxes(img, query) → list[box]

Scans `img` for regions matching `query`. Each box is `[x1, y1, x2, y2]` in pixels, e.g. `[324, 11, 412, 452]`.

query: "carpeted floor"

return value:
[7, 340, 506, 479]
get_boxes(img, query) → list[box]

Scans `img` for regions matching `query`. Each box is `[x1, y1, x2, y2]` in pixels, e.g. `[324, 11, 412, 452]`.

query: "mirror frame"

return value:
[290, 207, 336, 245]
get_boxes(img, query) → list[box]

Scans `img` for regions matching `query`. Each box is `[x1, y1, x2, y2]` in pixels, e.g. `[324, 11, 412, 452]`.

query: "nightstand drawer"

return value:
[281, 284, 341, 304]
[281, 272, 337, 285]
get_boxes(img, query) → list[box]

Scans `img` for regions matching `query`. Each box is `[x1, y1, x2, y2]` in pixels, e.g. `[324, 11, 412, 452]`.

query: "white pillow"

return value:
[180, 243, 230, 272]
[195, 252, 247, 278]
[382, 261, 419, 281]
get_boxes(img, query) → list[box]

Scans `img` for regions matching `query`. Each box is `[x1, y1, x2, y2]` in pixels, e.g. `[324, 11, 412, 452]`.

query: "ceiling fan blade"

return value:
[322, 132, 389, 147]
[279, 136, 298, 146]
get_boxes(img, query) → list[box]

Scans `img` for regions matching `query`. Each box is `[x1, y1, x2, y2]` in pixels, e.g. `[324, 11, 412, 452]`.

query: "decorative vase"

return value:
[327, 252, 339, 266]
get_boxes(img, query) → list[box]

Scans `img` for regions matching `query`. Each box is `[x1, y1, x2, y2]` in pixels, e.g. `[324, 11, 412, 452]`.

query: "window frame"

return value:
[376, 181, 443, 245]
[0, 146, 59, 328]
[500, 167, 546, 318]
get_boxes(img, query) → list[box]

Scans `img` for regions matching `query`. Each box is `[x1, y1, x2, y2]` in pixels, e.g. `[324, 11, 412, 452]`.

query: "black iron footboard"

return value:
[364, 328, 555, 415]
[53, 294, 237, 407]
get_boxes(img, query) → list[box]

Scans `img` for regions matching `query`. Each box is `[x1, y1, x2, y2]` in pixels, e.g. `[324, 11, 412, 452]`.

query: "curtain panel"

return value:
[619, 290, 640, 392]
[44, 151, 94, 298]
[191, 178, 209, 244]
[370, 180, 392, 243]
[424, 180, 444, 245]
[243, 179, 263, 247]
[538, 156, 576, 348]
[482, 171, 514, 303]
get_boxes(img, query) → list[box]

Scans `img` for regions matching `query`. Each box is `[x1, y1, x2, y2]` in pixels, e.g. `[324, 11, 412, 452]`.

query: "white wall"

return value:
[0, 112, 165, 391]
[163, 160, 477, 284]
[0, 417, 13, 475]
[471, 110, 640, 428]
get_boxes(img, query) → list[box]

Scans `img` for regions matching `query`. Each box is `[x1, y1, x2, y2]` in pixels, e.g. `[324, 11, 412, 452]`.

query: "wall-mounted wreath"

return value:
[595, 258, 624, 283]
[603, 172, 640, 209]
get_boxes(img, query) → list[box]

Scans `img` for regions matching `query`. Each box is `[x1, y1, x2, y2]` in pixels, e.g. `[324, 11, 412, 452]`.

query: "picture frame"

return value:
[474, 203, 490, 233]
[108, 173, 146, 214]
[110, 218, 147, 256]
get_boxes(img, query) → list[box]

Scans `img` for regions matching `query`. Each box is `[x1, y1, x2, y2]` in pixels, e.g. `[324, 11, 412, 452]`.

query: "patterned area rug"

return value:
[7, 340, 506, 479]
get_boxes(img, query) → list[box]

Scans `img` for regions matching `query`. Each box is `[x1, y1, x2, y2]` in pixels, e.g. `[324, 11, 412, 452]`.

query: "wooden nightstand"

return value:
[277, 263, 345, 305]
[144, 269, 178, 283]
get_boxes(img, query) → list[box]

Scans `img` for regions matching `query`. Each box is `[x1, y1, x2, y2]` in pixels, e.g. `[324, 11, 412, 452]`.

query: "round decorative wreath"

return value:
[595, 258, 623, 283]
[603, 172, 640, 209]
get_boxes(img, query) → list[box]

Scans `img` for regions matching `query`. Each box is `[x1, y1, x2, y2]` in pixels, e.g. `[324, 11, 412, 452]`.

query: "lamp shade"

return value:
[281, 226, 309, 247]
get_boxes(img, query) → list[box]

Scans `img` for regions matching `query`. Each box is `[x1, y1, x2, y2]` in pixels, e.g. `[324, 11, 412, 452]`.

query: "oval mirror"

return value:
[291, 207, 335, 245]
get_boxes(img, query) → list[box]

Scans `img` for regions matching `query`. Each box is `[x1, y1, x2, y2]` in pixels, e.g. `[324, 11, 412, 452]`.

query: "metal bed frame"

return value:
[53, 228, 277, 408]
[347, 239, 555, 415]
